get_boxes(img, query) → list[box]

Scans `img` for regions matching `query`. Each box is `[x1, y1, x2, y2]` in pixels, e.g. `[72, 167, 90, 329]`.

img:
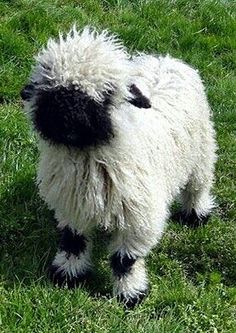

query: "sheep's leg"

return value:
[174, 130, 216, 228]
[109, 231, 152, 308]
[49, 225, 93, 288]
[175, 168, 215, 228]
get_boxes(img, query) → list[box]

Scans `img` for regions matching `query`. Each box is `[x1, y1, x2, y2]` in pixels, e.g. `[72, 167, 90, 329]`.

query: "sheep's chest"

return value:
[37, 148, 122, 232]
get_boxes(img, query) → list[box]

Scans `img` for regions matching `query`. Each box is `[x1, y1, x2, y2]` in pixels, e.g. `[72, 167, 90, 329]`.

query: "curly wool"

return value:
[23, 26, 217, 305]
[37, 55, 216, 248]
[32, 25, 131, 103]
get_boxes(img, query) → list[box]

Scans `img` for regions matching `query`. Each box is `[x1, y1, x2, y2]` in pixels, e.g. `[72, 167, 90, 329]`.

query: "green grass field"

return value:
[0, 0, 236, 332]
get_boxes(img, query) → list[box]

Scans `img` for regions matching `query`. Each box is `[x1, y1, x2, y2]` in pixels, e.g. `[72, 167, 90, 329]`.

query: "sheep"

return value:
[21, 26, 217, 308]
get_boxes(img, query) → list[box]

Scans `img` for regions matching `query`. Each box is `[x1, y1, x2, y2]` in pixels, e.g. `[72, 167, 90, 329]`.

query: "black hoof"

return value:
[118, 289, 148, 309]
[172, 209, 209, 228]
[49, 264, 91, 289]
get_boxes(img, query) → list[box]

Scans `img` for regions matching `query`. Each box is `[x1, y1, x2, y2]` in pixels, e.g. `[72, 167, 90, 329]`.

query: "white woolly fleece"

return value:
[52, 250, 92, 278]
[113, 258, 148, 300]
[29, 27, 217, 259]
[31, 25, 132, 103]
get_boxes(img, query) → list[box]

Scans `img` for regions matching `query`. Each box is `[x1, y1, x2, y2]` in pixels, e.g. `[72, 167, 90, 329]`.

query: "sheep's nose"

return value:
[66, 133, 79, 143]
[32, 85, 114, 148]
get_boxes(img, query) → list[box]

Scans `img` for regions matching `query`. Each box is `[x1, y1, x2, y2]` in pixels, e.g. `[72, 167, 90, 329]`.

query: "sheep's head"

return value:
[21, 26, 151, 149]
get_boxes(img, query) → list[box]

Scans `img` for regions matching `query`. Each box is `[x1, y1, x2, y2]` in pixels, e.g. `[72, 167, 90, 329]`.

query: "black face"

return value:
[21, 82, 151, 149]
[22, 85, 114, 149]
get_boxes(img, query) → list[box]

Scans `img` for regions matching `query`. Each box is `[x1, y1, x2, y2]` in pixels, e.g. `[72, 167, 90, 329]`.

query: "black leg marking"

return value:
[110, 252, 136, 278]
[172, 209, 210, 228]
[111, 252, 148, 308]
[49, 264, 91, 289]
[59, 226, 87, 256]
[119, 289, 149, 309]
[49, 227, 90, 288]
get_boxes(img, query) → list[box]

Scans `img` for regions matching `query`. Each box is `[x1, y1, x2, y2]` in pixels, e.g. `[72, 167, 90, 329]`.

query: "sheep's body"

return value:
[38, 54, 216, 248]
[22, 28, 217, 308]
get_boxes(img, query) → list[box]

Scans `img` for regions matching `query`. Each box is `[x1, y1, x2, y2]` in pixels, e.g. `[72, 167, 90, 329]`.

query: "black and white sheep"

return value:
[21, 26, 217, 308]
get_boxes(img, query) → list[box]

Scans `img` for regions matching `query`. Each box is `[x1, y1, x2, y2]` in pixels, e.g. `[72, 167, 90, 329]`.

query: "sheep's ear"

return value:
[128, 84, 151, 109]
[20, 83, 35, 101]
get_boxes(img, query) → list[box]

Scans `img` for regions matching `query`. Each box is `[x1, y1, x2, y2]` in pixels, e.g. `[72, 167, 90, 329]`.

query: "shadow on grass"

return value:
[0, 173, 56, 286]
[0, 173, 113, 296]
[151, 211, 236, 287]
[1, 173, 235, 296]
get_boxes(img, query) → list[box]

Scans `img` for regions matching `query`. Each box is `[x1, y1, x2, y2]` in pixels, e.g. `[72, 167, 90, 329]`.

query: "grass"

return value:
[0, 0, 236, 332]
